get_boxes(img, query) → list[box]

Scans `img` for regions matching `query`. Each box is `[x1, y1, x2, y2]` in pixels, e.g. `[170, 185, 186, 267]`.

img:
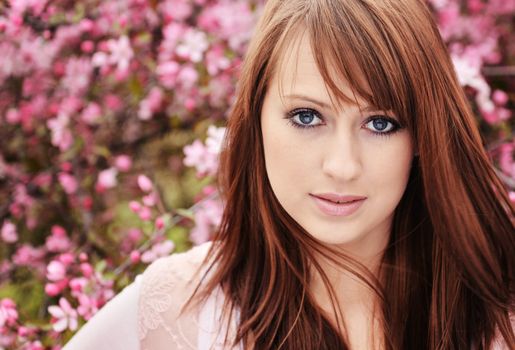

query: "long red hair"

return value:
[188, 0, 515, 348]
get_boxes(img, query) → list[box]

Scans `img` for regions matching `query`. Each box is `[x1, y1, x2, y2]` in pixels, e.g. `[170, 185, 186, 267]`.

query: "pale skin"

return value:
[260, 32, 415, 349]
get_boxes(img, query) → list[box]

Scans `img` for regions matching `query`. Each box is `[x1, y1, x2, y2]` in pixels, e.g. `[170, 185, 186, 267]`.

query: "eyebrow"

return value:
[283, 93, 378, 112]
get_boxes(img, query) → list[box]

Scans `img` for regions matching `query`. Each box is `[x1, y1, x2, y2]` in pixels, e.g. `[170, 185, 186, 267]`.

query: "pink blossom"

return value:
[138, 87, 164, 120]
[58, 252, 74, 265]
[130, 250, 141, 264]
[205, 125, 226, 154]
[142, 193, 157, 207]
[58, 173, 78, 194]
[69, 277, 88, 293]
[21, 340, 44, 350]
[47, 114, 73, 151]
[177, 65, 199, 88]
[155, 216, 165, 230]
[5, 107, 20, 124]
[138, 206, 152, 221]
[76, 294, 98, 321]
[103, 94, 123, 111]
[141, 240, 175, 263]
[159, 0, 193, 22]
[48, 298, 78, 333]
[46, 260, 66, 282]
[492, 90, 508, 106]
[61, 57, 92, 96]
[156, 61, 180, 88]
[198, 2, 255, 52]
[176, 29, 209, 63]
[1, 220, 18, 243]
[190, 198, 223, 245]
[45, 225, 71, 252]
[81, 102, 102, 125]
[80, 263, 94, 278]
[160, 23, 184, 57]
[129, 200, 142, 213]
[183, 139, 219, 176]
[114, 155, 132, 172]
[93, 35, 134, 74]
[205, 45, 231, 76]
[12, 244, 45, 266]
[0, 298, 18, 327]
[97, 167, 118, 189]
[44, 283, 62, 297]
[137, 175, 153, 192]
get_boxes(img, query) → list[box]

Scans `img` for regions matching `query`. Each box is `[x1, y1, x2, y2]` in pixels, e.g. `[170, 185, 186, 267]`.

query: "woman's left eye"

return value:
[363, 116, 400, 134]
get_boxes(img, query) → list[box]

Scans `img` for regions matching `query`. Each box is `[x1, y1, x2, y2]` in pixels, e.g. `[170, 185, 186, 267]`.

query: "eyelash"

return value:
[285, 108, 403, 136]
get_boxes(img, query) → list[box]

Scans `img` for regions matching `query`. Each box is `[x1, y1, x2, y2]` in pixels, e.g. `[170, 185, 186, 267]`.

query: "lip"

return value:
[309, 193, 367, 217]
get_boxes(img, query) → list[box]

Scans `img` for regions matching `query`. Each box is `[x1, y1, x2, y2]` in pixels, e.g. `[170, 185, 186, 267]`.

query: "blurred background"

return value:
[0, 0, 513, 348]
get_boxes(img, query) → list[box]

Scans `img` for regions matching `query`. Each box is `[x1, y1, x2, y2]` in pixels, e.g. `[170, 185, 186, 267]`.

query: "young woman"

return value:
[65, 0, 514, 349]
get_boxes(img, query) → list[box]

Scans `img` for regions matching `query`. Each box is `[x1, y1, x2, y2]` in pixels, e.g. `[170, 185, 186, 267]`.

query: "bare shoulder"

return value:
[137, 241, 215, 348]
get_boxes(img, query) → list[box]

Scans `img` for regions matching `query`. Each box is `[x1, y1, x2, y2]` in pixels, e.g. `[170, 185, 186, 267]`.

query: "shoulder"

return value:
[140, 241, 213, 286]
[137, 241, 215, 349]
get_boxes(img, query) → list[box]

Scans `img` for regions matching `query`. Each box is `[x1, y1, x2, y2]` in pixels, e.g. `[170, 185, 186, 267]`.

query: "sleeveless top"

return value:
[63, 241, 511, 350]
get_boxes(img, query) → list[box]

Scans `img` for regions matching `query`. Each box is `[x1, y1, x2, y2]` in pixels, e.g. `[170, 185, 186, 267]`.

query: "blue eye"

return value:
[286, 108, 323, 129]
[363, 116, 400, 135]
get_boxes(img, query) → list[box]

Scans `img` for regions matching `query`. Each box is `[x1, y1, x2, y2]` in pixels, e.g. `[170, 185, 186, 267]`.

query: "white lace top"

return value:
[63, 241, 511, 350]
[63, 242, 241, 350]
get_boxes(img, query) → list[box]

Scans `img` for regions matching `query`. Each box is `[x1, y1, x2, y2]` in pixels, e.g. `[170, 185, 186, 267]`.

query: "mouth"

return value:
[309, 193, 367, 217]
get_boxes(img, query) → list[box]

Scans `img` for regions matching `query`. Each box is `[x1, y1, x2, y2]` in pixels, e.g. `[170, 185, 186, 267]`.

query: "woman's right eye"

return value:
[286, 108, 324, 129]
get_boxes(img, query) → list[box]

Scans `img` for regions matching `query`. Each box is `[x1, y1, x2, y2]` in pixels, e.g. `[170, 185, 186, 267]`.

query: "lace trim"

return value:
[137, 242, 213, 349]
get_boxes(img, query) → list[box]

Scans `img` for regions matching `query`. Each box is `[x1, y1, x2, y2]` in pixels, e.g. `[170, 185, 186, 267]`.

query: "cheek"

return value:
[368, 136, 413, 193]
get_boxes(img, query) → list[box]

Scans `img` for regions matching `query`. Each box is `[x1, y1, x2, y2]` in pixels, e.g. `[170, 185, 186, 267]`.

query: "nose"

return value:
[321, 132, 362, 182]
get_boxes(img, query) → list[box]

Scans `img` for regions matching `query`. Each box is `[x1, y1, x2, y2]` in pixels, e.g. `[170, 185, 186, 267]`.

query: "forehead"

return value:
[269, 28, 371, 108]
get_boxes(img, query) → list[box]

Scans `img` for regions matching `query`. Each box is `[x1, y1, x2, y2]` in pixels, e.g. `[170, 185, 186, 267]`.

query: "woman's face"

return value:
[261, 34, 415, 257]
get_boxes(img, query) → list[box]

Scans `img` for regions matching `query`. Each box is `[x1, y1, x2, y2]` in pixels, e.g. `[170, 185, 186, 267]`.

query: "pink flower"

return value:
[190, 198, 223, 245]
[0, 298, 18, 327]
[183, 139, 219, 176]
[58, 173, 78, 194]
[46, 260, 66, 282]
[45, 225, 71, 252]
[61, 57, 92, 96]
[137, 175, 153, 192]
[130, 250, 141, 264]
[97, 167, 118, 189]
[142, 193, 157, 207]
[76, 294, 98, 321]
[1, 220, 18, 243]
[47, 114, 73, 151]
[155, 216, 165, 230]
[13, 244, 45, 267]
[159, 0, 193, 22]
[129, 201, 142, 213]
[138, 87, 164, 120]
[176, 29, 209, 63]
[106, 35, 134, 73]
[141, 240, 175, 263]
[177, 65, 199, 88]
[114, 155, 132, 172]
[21, 340, 44, 350]
[205, 45, 231, 76]
[492, 90, 508, 106]
[48, 298, 78, 332]
[156, 61, 180, 88]
[205, 125, 226, 154]
[81, 102, 102, 125]
[138, 206, 152, 221]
